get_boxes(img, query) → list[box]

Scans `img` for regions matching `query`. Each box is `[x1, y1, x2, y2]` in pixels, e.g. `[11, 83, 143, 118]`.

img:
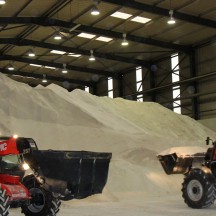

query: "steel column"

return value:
[190, 50, 200, 120]
[149, 67, 156, 102]
[118, 74, 124, 97]
[92, 83, 98, 96]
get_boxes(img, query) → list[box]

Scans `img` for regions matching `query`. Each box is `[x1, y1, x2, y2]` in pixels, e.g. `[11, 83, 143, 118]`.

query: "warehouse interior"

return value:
[0, 0, 215, 125]
[0, 0, 216, 215]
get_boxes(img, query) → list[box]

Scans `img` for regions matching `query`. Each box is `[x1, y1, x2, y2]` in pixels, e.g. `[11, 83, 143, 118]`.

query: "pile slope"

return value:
[0, 74, 215, 198]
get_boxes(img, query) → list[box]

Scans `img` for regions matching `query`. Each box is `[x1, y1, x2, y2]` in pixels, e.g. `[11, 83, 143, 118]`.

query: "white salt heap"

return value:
[1, 73, 216, 215]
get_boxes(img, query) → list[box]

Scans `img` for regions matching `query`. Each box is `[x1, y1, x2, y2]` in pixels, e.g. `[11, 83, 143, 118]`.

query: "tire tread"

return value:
[182, 169, 216, 208]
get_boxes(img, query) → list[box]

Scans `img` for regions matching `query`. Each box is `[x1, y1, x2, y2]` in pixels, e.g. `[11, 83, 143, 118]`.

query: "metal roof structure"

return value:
[0, 0, 215, 90]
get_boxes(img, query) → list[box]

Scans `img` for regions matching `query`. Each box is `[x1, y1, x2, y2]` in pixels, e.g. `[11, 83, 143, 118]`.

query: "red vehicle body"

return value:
[0, 137, 31, 202]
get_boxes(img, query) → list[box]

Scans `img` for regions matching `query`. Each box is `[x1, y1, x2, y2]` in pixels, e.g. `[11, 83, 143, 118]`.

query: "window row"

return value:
[84, 53, 181, 114]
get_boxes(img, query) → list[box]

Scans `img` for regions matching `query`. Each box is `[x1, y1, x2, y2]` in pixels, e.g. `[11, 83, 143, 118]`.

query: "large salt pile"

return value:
[0, 73, 216, 200]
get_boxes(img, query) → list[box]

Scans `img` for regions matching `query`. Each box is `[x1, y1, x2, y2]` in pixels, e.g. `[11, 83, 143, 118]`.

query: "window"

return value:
[171, 53, 181, 114]
[108, 77, 113, 98]
[136, 66, 143, 102]
[85, 86, 89, 93]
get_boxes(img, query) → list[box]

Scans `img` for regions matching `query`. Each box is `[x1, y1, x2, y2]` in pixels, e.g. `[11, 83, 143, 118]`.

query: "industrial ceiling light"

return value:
[53, 32, 62, 40]
[62, 64, 68, 74]
[27, 49, 35, 57]
[91, 5, 100, 16]
[91, 0, 100, 15]
[167, 10, 176, 25]
[0, 0, 6, 5]
[7, 64, 15, 71]
[89, 50, 96, 61]
[42, 74, 47, 83]
[121, 33, 129, 46]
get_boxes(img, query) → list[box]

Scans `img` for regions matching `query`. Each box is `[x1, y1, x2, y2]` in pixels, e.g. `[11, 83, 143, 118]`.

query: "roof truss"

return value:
[0, 17, 192, 52]
[100, 0, 216, 29]
[0, 55, 115, 77]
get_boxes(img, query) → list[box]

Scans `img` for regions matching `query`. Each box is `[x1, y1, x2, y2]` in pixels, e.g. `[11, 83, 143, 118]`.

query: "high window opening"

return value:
[108, 77, 113, 98]
[136, 66, 143, 102]
[85, 86, 89, 93]
[171, 53, 181, 114]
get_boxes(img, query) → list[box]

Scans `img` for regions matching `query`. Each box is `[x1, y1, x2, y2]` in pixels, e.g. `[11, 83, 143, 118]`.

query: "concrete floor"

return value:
[10, 195, 216, 216]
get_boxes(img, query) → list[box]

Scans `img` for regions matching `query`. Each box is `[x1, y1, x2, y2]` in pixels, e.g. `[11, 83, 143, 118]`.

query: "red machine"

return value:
[0, 137, 31, 215]
[0, 136, 112, 216]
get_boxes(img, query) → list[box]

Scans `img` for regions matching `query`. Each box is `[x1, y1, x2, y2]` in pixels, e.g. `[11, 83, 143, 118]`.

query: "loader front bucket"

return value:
[26, 150, 112, 200]
[157, 153, 192, 174]
[157, 152, 205, 175]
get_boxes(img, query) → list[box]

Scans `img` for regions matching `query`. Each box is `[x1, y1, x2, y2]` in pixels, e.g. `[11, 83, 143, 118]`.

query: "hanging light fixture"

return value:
[54, 32, 62, 40]
[91, 0, 100, 15]
[91, 5, 100, 15]
[62, 64, 68, 74]
[0, 0, 6, 5]
[167, 10, 176, 24]
[27, 49, 35, 57]
[89, 50, 96, 61]
[121, 33, 129, 46]
[7, 64, 15, 71]
[42, 74, 47, 83]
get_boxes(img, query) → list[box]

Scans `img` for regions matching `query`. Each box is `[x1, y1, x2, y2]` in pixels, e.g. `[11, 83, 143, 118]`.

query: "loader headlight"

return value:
[22, 162, 30, 170]
[13, 134, 18, 139]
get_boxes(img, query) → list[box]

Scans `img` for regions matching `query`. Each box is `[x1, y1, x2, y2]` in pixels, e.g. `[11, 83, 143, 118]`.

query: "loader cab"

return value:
[16, 137, 38, 153]
[0, 136, 38, 152]
[0, 137, 38, 179]
[0, 154, 25, 179]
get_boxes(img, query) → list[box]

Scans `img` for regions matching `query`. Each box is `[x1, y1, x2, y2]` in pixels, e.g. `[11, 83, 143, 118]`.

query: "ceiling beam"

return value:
[193, 35, 216, 49]
[0, 38, 149, 67]
[0, 17, 191, 52]
[100, 0, 216, 29]
[0, 55, 115, 77]
[76, 25, 191, 53]
[0, 17, 72, 28]
[0, 68, 92, 87]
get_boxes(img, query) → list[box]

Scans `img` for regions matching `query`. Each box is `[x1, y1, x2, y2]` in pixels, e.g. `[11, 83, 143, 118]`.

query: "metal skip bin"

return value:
[29, 150, 112, 200]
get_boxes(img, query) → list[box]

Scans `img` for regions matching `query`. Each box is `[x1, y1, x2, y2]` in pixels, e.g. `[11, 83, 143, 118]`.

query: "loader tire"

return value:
[182, 168, 216, 208]
[0, 188, 10, 216]
[21, 175, 61, 216]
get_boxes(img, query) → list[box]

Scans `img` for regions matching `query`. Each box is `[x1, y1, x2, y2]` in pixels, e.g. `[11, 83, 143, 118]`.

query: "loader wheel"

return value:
[21, 176, 61, 216]
[0, 188, 10, 216]
[182, 169, 216, 208]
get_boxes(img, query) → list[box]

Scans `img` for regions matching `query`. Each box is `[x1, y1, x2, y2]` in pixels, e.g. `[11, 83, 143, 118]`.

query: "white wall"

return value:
[198, 118, 216, 132]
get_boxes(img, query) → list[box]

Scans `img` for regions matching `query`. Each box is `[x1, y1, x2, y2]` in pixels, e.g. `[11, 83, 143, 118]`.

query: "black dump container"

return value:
[27, 150, 112, 200]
